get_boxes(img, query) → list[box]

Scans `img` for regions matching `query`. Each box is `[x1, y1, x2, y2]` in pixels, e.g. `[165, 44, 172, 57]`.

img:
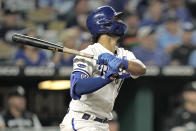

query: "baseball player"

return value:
[60, 6, 146, 131]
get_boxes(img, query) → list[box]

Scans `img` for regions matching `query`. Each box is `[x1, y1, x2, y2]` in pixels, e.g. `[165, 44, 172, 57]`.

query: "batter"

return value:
[60, 6, 146, 131]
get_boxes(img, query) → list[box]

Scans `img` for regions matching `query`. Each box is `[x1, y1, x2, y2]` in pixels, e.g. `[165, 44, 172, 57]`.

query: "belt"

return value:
[82, 113, 108, 123]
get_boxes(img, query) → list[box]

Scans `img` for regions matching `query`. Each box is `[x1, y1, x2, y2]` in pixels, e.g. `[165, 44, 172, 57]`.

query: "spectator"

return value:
[0, 40, 17, 64]
[121, 12, 140, 50]
[186, 0, 196, 19]
[189, 50, 196, 67]
[133, 0, 149, 18]
[125, 0, 141, 12]
[3, 0, 35, 12]
[77, 32, 91, 51]
[108, 0, 129, 12]
[164, 0, 191, 23]
[164, 81, 196, 131]
[171, 22, 196, 66]
[14, 45, 48, 66]
[53, 27, 81, 67]
[88, 0, 109, 11]
[157, 16, 182, 54]
[38, 0, 75, 16]
[132, 26, 170, 67]
[13, 32, 48, 66]
[191, 31, 196, 46]
[0, 10, 24, 43]
[66, 0, 89, 29]
[109, 111, 120, 131]
[0, 86, 42, 129]
[140, 1, 164, 29]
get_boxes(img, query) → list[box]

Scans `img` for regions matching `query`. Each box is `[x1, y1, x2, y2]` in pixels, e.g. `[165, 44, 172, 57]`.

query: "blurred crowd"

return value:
[0, 0, 196, 67]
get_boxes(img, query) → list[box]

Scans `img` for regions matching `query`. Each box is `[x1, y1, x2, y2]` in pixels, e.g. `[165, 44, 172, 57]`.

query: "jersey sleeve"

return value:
[72, 48, 94, 77]
[124, 50, 137, 61]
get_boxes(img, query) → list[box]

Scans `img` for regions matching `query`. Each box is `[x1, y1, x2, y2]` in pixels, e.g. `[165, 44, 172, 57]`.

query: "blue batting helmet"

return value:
[86, 6, 127, 36]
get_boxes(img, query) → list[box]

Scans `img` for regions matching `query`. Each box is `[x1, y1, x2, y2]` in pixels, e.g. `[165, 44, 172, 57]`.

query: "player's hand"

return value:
[105, 58, 123, 78]
[108, 58, 122, 71]
[97, 53, 116, 65]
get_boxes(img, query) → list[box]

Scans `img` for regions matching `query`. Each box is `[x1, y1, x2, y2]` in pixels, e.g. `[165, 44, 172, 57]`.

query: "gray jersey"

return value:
[69, 43, 140, 120]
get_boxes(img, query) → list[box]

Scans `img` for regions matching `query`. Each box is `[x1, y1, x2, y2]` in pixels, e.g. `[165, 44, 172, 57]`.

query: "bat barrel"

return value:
[12, 34, 64, 52]
[12, 33, 97, 60]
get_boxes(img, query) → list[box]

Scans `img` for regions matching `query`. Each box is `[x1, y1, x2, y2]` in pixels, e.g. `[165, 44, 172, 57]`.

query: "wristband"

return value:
[122, 58, 128, 70]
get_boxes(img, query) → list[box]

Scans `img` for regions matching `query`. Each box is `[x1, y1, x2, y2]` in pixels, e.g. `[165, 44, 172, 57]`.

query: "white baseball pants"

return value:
[60, 110, 109, 131]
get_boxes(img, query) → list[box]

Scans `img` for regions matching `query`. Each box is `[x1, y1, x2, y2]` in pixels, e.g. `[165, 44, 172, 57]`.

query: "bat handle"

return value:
[62, 47, 98, 60]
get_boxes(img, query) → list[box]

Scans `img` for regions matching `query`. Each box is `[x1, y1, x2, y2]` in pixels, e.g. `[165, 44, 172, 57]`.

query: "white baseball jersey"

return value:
[69, 43, 140, 120]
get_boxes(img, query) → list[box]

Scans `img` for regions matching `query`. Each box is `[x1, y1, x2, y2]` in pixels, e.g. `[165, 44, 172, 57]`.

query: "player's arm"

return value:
[121, 50, 146, 76]
[124, 59, 146, 76]
[71, 58, 122, 100]
[71, 72, 112, 100]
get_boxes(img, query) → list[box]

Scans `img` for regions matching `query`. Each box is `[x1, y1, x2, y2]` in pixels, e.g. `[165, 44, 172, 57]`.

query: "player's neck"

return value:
[98, 34, 119, 53]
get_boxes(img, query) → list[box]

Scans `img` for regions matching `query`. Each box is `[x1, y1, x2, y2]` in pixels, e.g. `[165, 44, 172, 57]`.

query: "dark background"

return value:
[0, 66, 195, 131]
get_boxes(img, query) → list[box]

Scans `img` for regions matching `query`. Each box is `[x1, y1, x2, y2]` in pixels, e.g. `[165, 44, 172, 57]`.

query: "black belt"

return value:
[82, 113, 108, 123]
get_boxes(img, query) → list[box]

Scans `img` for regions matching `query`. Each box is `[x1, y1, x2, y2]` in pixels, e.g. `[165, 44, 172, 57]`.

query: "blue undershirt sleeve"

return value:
[70, 71, 112, 100]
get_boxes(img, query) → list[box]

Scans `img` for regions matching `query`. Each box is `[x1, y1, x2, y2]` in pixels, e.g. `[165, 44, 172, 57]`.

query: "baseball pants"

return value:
[60, 110, 109, 131]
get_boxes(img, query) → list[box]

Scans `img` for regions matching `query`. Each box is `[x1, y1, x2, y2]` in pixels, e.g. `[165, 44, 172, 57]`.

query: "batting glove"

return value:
[97, 53, 116, 65]
[104, 58, 123, 78]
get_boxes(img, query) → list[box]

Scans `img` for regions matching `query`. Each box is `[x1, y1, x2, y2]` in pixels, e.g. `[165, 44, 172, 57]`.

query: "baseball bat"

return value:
[12, 33, 121, 78]
[12, 33, 96, 60]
